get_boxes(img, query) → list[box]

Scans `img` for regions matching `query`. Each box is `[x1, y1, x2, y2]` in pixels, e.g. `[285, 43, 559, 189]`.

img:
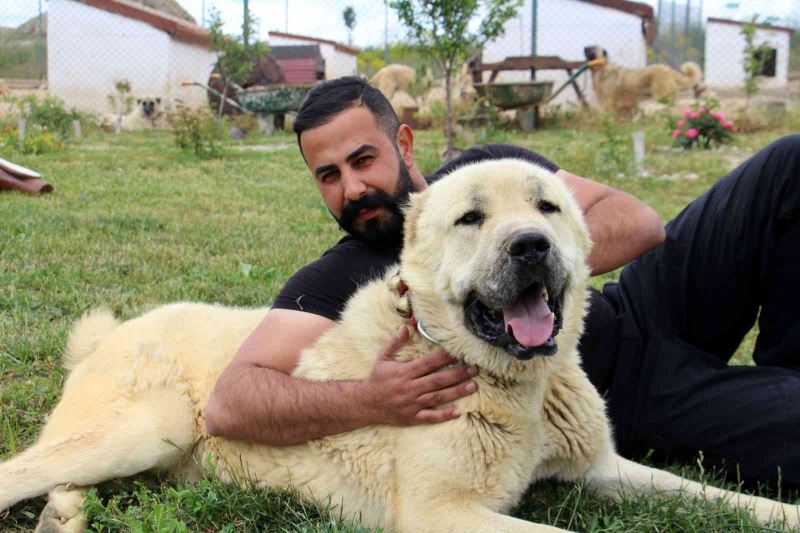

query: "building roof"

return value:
[270, 45, 323, 61]
[577, 0, 654, 21]
[268, 31, 361, 56]
[707, 17, 794, 36]
[76, 0, 211, 46]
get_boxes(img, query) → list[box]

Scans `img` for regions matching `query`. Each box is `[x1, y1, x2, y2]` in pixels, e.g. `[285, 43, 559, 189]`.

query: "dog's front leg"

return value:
[393, 496, 572, 533]
[585, 452, 800, 530]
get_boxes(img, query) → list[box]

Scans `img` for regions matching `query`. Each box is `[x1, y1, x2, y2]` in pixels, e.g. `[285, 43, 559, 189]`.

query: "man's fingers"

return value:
[414, 365, 478, 394]
[378, 326, 410, 360]
[414, 407, 461, 424]
[417, 381, 477, 409]
[406, 350, 457, 377]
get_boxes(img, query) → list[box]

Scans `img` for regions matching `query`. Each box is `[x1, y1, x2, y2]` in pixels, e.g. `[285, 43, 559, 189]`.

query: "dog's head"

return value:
[584, 45, 608, 63]
[136, 97, 162, 118]
[399, 160, 591, 377]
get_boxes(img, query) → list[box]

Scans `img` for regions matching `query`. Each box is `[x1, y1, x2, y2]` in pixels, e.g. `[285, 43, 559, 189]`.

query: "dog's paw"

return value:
[34, 485, 87, 533]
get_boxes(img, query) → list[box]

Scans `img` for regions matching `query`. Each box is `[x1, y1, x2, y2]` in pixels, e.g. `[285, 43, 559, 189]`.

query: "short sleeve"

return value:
[271, 237, 400, 321]
[426, 144, 560, 183]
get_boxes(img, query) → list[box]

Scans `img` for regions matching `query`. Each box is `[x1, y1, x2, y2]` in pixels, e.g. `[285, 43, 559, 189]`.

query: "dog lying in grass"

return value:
[1, 159, 798, 532]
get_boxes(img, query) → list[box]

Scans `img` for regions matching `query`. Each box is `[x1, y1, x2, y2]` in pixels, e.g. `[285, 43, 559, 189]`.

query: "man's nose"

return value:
[342, 172, 367, 201]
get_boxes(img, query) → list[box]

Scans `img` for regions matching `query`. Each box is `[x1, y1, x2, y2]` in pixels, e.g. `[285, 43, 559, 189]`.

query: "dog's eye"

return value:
[538, 200, 560, 214]
[456, 210, 484, 226]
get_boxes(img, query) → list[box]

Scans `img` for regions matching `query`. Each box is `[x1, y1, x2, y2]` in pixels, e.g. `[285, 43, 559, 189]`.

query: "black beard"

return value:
[335, 156, 414, 249]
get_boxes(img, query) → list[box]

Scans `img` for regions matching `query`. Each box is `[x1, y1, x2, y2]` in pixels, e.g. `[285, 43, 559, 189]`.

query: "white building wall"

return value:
[48, 0, 170, 114]
[482, 0, 647, 106]
[48, 0, 213, 114]
[168, 39, 217, 109]
[705, 22, 790, 89]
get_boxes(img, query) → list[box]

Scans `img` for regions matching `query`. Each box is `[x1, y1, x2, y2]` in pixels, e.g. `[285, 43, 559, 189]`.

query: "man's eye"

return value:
[456, 210, 484, 226]
[356, 156, 373, 165]
[319, 173, 338, 184]
[538, 200, 560, 214]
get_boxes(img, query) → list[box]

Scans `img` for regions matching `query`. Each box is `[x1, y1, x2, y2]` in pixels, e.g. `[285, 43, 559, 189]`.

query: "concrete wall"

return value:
[482, 0, 647, 106]
[168, 39, 217, 109]
[48, 0, 214, 114]
[705, 21, 790, 89]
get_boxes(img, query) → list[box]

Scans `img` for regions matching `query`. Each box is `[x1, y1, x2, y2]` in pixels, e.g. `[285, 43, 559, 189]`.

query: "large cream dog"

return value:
[1, 160, 798, 532]
[584, 45, 704, 116]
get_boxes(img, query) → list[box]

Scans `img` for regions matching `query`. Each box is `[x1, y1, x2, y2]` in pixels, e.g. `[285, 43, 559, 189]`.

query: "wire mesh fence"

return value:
[0, 0, 796, 116]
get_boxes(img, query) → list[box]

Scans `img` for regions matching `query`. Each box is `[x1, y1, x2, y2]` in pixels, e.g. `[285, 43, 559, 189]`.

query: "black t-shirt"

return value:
[272, 144, 619, 388]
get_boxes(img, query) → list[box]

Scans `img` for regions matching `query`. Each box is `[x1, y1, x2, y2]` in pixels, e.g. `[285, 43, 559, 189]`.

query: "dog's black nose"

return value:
[508, 232, 550, 264]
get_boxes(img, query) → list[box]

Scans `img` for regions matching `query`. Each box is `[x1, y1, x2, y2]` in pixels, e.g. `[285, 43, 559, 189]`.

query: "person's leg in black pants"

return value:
[607, 134, 800, 487]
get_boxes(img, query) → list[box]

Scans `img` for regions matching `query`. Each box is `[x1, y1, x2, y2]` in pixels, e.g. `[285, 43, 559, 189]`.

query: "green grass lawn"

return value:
[1, 112, 799, 531]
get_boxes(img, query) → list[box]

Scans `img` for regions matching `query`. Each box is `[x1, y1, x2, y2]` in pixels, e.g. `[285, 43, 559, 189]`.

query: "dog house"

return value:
[267, 31, 359, 81]
[704, 17, 794, 89]
[481, 0, 655, 107]
[48, 0, 216, 114]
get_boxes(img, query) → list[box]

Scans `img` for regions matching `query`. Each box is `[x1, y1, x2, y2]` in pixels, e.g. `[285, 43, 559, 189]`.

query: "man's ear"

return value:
[396, 124, 415, 172]
[402, 189, 429, 245]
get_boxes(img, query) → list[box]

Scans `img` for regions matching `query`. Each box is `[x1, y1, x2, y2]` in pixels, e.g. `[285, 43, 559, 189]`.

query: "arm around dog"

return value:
[204, 309, 478, 446]
[557, 170, 665, 275]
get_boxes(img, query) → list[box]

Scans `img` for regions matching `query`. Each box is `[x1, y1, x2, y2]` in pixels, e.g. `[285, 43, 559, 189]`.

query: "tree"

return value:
[343, 6, 357, 46]
[390, 0, 521, 158]
[208, 7, 268, 117]
[740, 15, 774, 101]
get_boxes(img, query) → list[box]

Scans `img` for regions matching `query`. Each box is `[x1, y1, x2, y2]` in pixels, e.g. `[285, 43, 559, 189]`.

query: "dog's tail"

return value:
[679, 62, 702, 87]
[63, 308, 121, 371]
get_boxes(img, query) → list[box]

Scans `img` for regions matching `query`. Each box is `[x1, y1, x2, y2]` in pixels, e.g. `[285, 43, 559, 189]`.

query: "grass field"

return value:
[1, 111, 799, 531]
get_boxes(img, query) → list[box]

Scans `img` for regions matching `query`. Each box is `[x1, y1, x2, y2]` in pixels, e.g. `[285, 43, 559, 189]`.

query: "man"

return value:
[206, 76, 800, 488]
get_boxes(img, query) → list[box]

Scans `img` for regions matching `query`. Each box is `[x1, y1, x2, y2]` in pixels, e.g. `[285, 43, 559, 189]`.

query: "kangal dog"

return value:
[584, 45, 704, 116]
[1, 160, 798, 532]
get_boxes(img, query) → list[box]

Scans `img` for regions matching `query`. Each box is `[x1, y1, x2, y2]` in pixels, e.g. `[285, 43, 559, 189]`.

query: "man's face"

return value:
[299, 106, 414, 248]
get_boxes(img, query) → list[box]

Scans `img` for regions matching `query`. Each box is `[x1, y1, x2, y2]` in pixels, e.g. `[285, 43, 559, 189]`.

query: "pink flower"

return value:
[700, 108, 708, 114]
[682, 108, 693, 117]
[671, 129, 682, 139]
[722, 120, 735, 131]
[677, 119, 685, 127]
[715, 112, 725, 121]
[685, 128, 699, 139]
[690, 112, 700, 119]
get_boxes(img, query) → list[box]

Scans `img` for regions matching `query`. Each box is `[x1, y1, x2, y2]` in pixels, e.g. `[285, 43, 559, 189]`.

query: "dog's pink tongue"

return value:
[502, 291, 554, 347]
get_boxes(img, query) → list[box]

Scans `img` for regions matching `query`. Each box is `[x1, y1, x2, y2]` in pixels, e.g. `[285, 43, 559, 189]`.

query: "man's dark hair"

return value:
[293, 76, 400, 154]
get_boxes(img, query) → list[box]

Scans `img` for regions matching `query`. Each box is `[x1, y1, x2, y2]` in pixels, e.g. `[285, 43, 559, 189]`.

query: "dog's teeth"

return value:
[542, 287, 549, 302]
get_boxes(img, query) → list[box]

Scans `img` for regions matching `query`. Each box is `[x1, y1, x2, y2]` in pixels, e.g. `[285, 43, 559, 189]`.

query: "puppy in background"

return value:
[121, 96, 167, 130]
[584, 45, 704, 116]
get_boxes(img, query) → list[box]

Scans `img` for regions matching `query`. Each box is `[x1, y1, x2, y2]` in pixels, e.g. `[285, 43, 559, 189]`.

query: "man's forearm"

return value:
[584, 194, 665, 275]
[204, 363, 372, 446]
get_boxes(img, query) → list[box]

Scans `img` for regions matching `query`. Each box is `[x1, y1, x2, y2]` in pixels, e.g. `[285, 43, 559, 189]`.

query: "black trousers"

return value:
[603, 134, 800, 487]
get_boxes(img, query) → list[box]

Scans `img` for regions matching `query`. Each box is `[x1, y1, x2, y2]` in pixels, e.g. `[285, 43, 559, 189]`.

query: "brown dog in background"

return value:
[584, 45, 704, 116]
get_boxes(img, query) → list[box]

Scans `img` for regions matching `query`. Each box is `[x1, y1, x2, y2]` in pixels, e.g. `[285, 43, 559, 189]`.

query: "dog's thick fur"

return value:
[1, 160, 798, 532]
[585, 45, 703, 116]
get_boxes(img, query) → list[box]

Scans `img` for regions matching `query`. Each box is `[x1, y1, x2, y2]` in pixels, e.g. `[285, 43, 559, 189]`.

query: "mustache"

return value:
[339, 190, 399, 229]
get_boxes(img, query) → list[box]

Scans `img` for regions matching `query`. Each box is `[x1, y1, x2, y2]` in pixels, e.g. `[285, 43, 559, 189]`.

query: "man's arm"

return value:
[557, 169, 665, 275]
[204, 309, 478, 446]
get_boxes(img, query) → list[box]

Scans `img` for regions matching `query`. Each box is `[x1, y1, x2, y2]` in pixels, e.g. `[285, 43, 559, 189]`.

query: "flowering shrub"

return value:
[669, 100, 736, 149]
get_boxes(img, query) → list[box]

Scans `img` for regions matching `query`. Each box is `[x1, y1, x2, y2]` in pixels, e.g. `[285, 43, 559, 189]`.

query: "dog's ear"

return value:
[136, 98, 142, 104]
[402, 189, 430, 245]
[156, 98, 161, 104]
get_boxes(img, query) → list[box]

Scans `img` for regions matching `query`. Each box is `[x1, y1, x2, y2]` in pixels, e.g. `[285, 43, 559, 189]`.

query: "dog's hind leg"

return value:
[586, 452, 800, 530]
[34, 485, 87, 533]
[0, 388, 197, 518]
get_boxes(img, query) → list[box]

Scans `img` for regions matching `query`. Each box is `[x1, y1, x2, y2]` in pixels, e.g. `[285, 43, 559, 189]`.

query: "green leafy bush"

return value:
[669, 99, 735, 149]
[0, 121, 63, 156]
[15, 94, 85, 138]
[168, 105, 223, 158]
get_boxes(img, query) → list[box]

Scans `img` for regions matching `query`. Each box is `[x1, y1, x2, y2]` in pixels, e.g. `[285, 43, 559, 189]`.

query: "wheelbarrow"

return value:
[471, 58, 605, 132]
[182, 80, 313, 134]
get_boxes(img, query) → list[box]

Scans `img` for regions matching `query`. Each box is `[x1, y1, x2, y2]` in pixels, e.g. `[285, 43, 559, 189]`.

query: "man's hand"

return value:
[360, 326, 479, 425]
